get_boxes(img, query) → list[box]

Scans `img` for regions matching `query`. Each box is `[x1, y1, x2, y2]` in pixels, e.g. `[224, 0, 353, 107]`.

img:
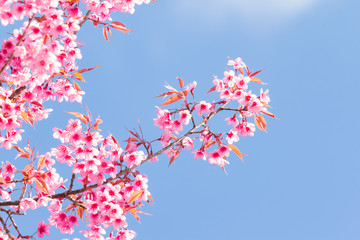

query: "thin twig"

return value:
[0, 215, 15, 240]
[0, 103, 228, 207]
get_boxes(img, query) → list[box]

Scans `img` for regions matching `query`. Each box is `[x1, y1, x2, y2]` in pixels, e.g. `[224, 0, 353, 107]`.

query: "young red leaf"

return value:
[160, 94, 182, 106]
[206, 86, 216, 94]
[77, 207, 85, 220]
[73, 82, 81, 92]
[261, 110, 276, 119]
[129, 208, 141, 222]
[34, 178, 49, 195]
[169, 150, 181, 167]
[78, 65, 100, 73]
[148, 194, 154, 204]
[37, 155, 46, 170]
[178, 90, 188, 97]
[103, 27, 110, 43]
[204, 140, 216, 150]
[65, 204, 76, 213]
[227, 144, 244, 163]
[250, 77, 267, 85]
[13, 146, 30, 159]
[249, 69, 263, 77]
[73, 72, 86, 82]
[110, 21, 132, 33]
[128, 190, 144, 204]
[153, 91, 176, 99]
[177, 77, 184, 89]
[254, 115, 267, 132]
[65, 112, 88, 124]
[239, 67, 245, 75]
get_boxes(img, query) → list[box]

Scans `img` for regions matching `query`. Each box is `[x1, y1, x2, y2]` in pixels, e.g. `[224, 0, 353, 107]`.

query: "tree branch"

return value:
[0, 103, 228, 207]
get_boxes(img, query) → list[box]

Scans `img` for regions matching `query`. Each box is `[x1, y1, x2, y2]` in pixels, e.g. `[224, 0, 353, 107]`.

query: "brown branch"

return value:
[0, 103, 229, 207]
[6, 212, 25, 239]
[8, 86, 26, 100]
[0, 215, 15, 240]
[78, 10, 91, 30]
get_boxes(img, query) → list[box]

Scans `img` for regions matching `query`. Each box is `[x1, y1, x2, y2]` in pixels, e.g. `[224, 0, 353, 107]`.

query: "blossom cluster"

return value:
[0, 0, 151, 150]
[153, 57, 273, 168]
[0, 115, 152, 239]
[0, 0, 275, 239]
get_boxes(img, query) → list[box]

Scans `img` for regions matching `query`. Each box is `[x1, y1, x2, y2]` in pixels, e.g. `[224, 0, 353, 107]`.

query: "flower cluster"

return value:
[153, 57, 274, 168]
[0, 0, 275, 239]
[0, 0, 151, 150]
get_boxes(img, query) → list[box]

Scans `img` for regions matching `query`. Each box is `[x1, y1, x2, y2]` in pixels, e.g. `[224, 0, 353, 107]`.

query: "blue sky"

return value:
[1, 0, 360, 239]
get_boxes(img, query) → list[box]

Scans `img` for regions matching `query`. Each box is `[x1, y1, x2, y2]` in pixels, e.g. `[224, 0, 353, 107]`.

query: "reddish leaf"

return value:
[169, 150, 181, 167]
[177, 77, 184, 89]
[37, 155, 46, 170]
[93, 117, 103, 130]
[261, 110, 276, 119]
[34, 178, 49, 194]
[239, 67, 245, 75]
[73, 82, 81, 92]
[31, 101, 44, 108]
[204, 140, 216, 150]
[250, 77, 267, 85]
[254, 115, 267, 132]
[179, 90, 188, 97]
[153, 91, 176, 99]
[261, 102, 271, 108]
[78, 65, 100, 73]
[73, 72, 85, 82]
[110, 21, 132, 33]
[221, 165, 228, 175]
[227, 144, 244, 163]
[103, 27, 110, 43]
[42, 34, 50, 45]
[128, 190, 144, 203]
[13, 146, 30, 159]
[21, 112, 34, 126]
[249, 69, 263, 77]
[129, 208, 140, 221]
[77, 207, 85, 220]
[206, 86, 216, 94]
[65, 203, 76, 213]
[65, 112, 88, 124]
[148, 194, 154, 204]
[160, 94, 182, 106]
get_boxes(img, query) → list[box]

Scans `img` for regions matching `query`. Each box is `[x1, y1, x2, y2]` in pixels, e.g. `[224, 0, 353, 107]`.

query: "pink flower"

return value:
[179, 110, 191, 125]
[196, 101, 212, 116]
[235, 122, 256, 137]
[20, 198, 37, 212]
[186, 81, 197, 95]
[182, 137, 194, 150]
[192, 149, 207, 160]
[228, 57, 245, 70]
[37, 221, 50, 238]
[171, 119, 183, 134]
[208, 150, 229, 167]
[124, 151, 146, 168]
[225, 115, 239, 127]
[260, 88, 270, 104]
[248, 98, 263, 114]
[226, 131, 239, 144]
[223, 70, 236, 87]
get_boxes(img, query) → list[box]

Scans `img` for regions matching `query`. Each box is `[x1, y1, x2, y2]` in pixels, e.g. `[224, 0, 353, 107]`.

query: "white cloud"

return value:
[174, 0, 321, 30]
